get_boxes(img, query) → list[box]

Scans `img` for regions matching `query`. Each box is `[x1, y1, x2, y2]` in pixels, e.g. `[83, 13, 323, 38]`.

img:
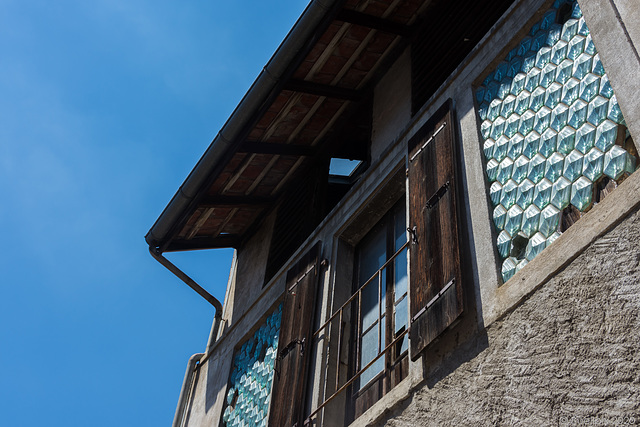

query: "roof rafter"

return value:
[336, 9, 413, 37]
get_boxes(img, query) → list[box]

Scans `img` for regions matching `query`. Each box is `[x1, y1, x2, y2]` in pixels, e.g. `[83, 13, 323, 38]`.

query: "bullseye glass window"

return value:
[475, 0, 638, 282]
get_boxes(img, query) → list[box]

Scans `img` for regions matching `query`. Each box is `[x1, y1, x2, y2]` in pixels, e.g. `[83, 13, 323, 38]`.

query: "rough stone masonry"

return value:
[375, 207, 640, 426]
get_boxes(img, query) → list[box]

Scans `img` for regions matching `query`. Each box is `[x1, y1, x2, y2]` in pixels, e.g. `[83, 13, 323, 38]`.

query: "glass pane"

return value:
[360, 317, 385, 386]
[358, 226, 386, 331]
[394, 247, 408, 299]
[394, 295, 408, 332]
[394, 206, 407, 251]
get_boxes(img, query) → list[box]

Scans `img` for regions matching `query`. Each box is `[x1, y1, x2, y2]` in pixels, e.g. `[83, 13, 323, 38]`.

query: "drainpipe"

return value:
[172, 353, 203, 427]
[149, 246, 223, 337]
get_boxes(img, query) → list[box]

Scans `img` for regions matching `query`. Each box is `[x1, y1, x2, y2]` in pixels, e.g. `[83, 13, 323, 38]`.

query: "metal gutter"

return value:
[145, 0, 343, 251]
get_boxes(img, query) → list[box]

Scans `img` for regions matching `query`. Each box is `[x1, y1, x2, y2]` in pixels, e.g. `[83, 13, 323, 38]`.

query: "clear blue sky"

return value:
[0, 0, 308, 425]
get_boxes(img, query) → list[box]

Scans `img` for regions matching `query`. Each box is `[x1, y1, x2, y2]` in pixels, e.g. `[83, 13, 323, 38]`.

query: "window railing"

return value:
[305, 241, 410, 424]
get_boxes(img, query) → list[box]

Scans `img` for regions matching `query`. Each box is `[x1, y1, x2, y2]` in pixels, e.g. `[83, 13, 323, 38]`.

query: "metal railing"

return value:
[305, 241, 410, 424]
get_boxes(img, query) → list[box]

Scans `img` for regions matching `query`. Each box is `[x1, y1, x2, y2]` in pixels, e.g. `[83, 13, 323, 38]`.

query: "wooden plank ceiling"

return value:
[161, 0, 428, 252]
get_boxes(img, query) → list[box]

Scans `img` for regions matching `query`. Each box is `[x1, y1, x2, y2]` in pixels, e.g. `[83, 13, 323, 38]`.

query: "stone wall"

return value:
[374, 206, 640, 426]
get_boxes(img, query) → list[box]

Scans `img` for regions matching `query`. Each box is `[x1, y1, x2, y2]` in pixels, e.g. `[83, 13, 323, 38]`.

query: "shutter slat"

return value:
[268, 242, 322, 427]
[408, 100, 463, 361]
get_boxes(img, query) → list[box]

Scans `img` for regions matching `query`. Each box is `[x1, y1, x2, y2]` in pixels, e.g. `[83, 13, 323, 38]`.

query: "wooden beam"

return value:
[336, 9, 412, 37]
[284, 79, 361, 101]
[238, 141, 318, 157]
[199, 195, 273, 208]
[166, 235, 240, 251]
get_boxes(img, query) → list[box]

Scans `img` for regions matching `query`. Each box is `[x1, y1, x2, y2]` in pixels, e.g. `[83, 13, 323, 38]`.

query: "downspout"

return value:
[149, 246, 223, 335]
[172, 353, 203, 427]
[149, 246, 224, 427]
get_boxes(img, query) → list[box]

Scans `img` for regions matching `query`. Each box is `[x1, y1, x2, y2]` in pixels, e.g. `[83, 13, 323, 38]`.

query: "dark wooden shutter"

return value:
[408, 100, 463, 361]
[268, 242, 322, 427]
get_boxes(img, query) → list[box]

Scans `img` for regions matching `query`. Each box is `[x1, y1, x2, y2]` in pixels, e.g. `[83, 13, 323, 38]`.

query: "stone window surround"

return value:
[196, 0, 640, 425]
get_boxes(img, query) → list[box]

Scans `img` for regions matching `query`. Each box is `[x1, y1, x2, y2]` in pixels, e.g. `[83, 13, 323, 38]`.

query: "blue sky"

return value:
[0, 0, 308, 425]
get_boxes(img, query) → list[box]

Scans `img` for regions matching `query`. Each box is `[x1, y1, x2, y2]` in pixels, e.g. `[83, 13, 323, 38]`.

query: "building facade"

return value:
[146, 0, 640, 425]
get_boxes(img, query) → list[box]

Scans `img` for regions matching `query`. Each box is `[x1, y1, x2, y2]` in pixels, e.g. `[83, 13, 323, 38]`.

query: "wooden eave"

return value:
[151, 0, 428, 253]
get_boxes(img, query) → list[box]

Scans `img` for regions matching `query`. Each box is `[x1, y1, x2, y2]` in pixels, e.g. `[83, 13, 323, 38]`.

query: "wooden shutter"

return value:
[268, 242, 322, 427]
[407, 100, 463, 361]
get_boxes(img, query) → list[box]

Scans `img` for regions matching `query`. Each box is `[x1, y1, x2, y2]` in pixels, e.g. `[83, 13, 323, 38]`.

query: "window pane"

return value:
[360, 317, 385, 386]
[394, 296, 409, 354]
[358, 226, 387, 331]
[394, 247, 408, 299]
[394, 206, 407, 251]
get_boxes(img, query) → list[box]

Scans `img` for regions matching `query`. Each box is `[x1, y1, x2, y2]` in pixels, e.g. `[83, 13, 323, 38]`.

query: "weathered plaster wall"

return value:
[371, 49, 411, 163]
[372, 206, 640, 426]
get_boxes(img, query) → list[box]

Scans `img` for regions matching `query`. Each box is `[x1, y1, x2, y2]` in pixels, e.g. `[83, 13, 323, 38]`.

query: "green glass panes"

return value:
[534, 106, 552, 133]
[545, 152, 565, 182]
[512, 155, 530, 183]
[483, 138, 495, 159]
[525, 232, 547, 261]
[501, 95, 517, 117]
[545, 82, 563, 108]
[519, 111, 536, 135]
[540, 128, 558, 157]
[595, 119, 618, 152]
[497, 230, 512, 258]
[493, 205, 507, 229]
[533, 178, 553, 208]
[222, 305, 282, 427]
[505, 114, 521, 138]
[523, 132, 540, 158]
[539, 205, 561, 237]
[573, 53, 592, 79]
[571, 176, 593, 211]
[521, 205, 541, 237]
[556, 59, 574, 84]
[505, 205, 524, 236]
[582, 147, 604, 181]
[575, 122, 596, 153]
[562, 78, 581, 105]
[540, 63, 557, 88]
[507, 134, 524, 159]
[528, 153, 547, 183]
[500, 179, 518, 208]
[587, 95, 608, 126]
[486, 159, 499, 181]
[475, 0, 634, 282]
[550, 176, 572, 209]
[494, 135, 509, 162]
[490, 181, 503, 205]
[579, 73, 600, 102]
[530, 86, 546, 111]
[608, 95, 624, 122]
[557, 126, 576, 154]
[603, 145, 628, 180]
[502, 257, 517, 281]
[563, 149, 584, 182]
[567, 98, 587, 128]
[497, 157, 514, 184]
[550, 103, 569, 131]
[515, 90, 531, 114]
[517, 179, 535, 207]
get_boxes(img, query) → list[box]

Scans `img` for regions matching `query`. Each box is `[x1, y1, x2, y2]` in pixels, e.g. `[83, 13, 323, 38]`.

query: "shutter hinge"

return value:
[425, 181, 450, 210]
[411, 278, 455, 323]
[409, 122, 447, 162]
[288, 264, 317, 294]
[407, 226, 418, 245]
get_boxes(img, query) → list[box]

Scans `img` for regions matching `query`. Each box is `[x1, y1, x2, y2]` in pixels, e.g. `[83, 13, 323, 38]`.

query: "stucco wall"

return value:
[372, 206, 640, 426]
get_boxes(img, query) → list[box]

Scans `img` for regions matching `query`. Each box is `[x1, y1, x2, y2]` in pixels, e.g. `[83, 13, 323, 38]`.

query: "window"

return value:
[474, 0, 639, 282]
[350, 199, 409, 418]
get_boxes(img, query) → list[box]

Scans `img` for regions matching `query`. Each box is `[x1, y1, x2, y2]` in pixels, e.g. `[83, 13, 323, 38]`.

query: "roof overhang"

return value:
[146, 0, 428, 252]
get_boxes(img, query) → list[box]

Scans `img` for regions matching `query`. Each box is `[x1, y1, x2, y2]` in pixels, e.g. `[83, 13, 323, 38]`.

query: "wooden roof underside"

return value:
[162, 0, 427, 252]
